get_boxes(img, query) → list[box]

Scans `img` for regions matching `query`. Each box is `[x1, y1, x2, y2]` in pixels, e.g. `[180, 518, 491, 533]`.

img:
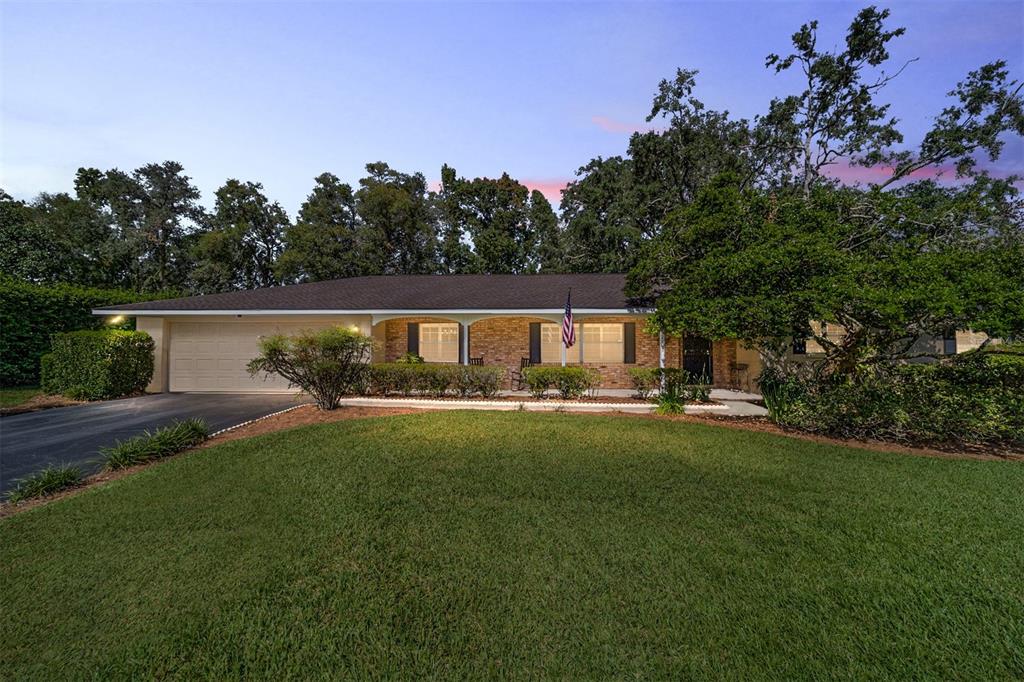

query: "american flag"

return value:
[561, 290, 575, 348]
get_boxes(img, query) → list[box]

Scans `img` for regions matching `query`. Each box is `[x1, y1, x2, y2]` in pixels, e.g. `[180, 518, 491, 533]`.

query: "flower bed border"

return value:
[336, 396, 727, 412]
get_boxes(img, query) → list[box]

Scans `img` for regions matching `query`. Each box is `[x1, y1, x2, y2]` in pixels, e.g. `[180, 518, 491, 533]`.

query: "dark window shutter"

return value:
[458, 323, 466, 364]
[407, 323, 419, 355]
[529, 323, 541, 364]
[623, 322, 636, 363]
[942, 330, 957, 355]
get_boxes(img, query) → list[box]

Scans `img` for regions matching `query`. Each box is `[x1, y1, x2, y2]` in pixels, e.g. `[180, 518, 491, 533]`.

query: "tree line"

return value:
[0, 160, 568, 295]
[2, 5, 1022, 377]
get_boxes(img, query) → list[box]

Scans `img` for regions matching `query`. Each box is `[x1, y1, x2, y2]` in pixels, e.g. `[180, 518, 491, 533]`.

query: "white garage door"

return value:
[169, 318, 363, 392]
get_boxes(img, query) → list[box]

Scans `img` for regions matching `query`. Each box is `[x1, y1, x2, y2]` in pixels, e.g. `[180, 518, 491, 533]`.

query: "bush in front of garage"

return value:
[41, 330, 155, 400]
[248, 327, 376, 410]
[0, 275, 176, 386]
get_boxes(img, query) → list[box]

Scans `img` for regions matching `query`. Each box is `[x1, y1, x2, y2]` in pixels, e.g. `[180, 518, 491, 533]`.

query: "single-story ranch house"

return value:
[96, 273, 987, 394]
[94, 273, 762, 393]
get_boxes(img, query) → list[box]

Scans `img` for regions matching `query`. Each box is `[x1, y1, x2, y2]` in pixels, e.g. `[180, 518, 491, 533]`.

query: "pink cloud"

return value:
[427, 176, 569, 205]
[825, 160, 957, 184]
[591, 115, 657, 135]
[521, 178, 571, 205]
[825, 157, 1021, 186]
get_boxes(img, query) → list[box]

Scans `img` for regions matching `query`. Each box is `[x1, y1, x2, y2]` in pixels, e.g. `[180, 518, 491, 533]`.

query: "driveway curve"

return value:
[1, 393, 308, 494]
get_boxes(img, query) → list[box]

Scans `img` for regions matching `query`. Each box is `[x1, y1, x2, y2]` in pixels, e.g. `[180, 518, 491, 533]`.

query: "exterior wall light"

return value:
[108, 315, 125, 325]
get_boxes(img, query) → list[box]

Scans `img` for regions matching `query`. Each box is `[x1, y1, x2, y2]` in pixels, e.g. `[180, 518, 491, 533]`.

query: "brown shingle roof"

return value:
[96, 274, 642, 312]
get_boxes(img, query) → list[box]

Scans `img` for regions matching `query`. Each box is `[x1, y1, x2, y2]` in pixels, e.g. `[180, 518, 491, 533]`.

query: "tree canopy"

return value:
[628, 6, 1024, 374]
[3, 5, 1021, 371]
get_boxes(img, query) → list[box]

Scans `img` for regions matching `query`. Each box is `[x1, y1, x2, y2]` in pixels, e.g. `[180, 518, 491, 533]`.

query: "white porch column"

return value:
[461, 322, 469, 365]
[136, 317, 169, 393]
[658, 330, 666, 391]
[561, 337, 567, 366]
[577, 322, 583, 364]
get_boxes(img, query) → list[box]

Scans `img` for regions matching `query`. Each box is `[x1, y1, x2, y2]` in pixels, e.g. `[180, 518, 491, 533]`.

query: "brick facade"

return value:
[380, 315, 739, 389]
[383, 316, 457, 361]
[711, 338, 737, 388]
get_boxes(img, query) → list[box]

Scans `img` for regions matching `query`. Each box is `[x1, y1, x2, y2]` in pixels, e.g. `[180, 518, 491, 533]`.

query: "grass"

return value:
[101, 417, 209, 470]
[5, 465, 82, 503]
[1, 411, 1022, 679]
[0, 385, 42, 408]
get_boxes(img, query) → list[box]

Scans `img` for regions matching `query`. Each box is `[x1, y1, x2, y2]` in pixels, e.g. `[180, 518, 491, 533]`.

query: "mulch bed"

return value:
[202, 405, 430, 446]
[589, 410, 1024, 462]
[355, 394, 654, 404]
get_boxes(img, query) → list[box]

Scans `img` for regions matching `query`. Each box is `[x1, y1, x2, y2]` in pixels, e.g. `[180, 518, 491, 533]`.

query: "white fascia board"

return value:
[91, 308, 651, 317]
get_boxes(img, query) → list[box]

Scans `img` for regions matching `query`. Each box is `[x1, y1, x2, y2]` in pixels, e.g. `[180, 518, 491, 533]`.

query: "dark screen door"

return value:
[682, 336, 712, 379]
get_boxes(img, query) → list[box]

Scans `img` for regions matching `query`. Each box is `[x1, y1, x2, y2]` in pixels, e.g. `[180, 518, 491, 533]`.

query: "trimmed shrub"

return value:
[761, 346, 1024, 446]
[368, 364, 505, 399]
[39, 353, 57, 394]
[396, 352, 425, 364]
[6, 465, 82, 503]
[102, 418, 209, 470]
[0, 276, 177, 386]
[451, 366, 476, 398]
[629, 367, 659, 399]
[632, 368, 713, 403]
[41, 330, 154, 400]
[471, 366, 504, 398]
[248, 327, 375, 410]
[522, 367, 553, 398]
[522, 366, 600, 400]
[418, 365, 454, 397]
[370, 363, 416, 396]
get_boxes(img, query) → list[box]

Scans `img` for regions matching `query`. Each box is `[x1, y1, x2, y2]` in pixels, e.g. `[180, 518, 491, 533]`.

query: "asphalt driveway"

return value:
[0, 393, 308, 494]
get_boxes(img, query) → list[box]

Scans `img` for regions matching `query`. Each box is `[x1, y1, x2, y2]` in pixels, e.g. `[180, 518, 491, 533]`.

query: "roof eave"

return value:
[92, 307, 652, 316]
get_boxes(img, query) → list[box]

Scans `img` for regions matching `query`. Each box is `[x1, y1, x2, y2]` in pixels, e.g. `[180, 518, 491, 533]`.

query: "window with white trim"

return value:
[541, 323, 577, 363]
[419, 323, 459, 363]
[540, 323, 625, 363]
[582, 323, 624, 363]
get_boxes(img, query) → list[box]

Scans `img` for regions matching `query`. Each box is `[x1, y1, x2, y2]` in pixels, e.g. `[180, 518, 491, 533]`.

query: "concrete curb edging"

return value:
[208, 403, 312, 438]
[332, 397, 730, 414]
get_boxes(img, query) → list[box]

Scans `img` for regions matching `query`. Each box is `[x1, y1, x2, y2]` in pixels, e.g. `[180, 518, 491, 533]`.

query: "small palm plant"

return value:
[655, 381, 686, 415]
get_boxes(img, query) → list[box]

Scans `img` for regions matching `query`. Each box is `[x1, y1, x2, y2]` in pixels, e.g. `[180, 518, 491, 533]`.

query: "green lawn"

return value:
[2, 412, 1021, 679]
[0, 385, 41, 408]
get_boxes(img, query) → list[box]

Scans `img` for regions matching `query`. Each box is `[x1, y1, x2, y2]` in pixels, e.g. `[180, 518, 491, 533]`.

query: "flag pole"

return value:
[561, 288, 572, 366]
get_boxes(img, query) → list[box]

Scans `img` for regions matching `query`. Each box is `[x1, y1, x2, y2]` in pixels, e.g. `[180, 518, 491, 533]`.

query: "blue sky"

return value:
[2, 1, 1021, 214]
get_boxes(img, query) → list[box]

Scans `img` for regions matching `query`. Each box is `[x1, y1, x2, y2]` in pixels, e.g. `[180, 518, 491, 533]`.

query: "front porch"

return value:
[370, 314, 749, 390]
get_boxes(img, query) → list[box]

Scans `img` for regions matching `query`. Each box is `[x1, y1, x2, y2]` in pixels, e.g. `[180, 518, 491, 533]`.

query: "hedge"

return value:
[367, 364, 505, 398]
[41, 330, 155, 400]
[0, 276, 176, 386]
[629, 367, 712, 401]
[521, 366, 600, 399]
[760, 344, 1024, 446]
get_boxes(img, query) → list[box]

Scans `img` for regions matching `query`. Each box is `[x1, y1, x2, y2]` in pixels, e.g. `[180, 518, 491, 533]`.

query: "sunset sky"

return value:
[2, 1, 1021, 213]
